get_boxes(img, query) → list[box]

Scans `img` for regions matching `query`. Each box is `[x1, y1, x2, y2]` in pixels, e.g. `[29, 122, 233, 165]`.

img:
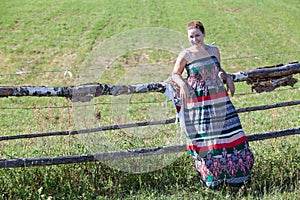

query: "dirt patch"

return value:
[50, 52, 77, 68]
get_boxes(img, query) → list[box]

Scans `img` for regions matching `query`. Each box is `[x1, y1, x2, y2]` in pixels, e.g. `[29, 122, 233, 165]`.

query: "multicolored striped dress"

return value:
[166, 48, 254, 188]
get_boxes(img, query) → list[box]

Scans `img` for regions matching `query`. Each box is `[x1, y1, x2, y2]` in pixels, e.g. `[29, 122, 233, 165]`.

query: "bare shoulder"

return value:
[179, 48, 193, 63]
[173, 54, 188, 74]
[213, 45, 220, 52]
[207, 44, 220, 54]
[214, 46, 221, 55]
[208, 45, 221, 61]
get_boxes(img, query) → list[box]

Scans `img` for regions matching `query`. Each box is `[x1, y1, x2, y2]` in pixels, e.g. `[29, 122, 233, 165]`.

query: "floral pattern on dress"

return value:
[188, 70, 207, 95]
[187, 64, 223, 96]
[194, 143, 254, 182]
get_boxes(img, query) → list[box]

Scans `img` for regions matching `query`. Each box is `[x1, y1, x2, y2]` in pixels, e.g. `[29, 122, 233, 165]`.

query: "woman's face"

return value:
[188, 28, 205, 47]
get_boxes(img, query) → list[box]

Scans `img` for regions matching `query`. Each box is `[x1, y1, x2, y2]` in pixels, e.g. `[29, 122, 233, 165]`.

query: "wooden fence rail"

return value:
[0, 62, 299, 102]
[0, 127, 299, 168]
[0, 99, 299, 142]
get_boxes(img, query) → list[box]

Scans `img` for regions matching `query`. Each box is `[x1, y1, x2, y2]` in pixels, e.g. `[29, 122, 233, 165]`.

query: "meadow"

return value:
[0, 0, 299, 199]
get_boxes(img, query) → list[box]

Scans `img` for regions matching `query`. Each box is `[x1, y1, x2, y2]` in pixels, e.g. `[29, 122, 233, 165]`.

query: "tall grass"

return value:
[0, 0, 299, 199]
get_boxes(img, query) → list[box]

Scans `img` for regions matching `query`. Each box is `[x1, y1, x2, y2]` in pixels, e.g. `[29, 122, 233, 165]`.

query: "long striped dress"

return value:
[166, 49, 254, 188]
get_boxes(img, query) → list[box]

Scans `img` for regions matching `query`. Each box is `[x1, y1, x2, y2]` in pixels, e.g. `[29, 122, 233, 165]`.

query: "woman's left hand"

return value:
[226, 76, 235, 97]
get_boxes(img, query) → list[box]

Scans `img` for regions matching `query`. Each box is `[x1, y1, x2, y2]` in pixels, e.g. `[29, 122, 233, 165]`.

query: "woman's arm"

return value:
[172, 56, 190, 105]
[214, 46, 235, 97]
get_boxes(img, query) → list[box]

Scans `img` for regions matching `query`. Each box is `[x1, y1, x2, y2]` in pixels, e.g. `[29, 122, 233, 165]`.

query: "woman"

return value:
[167, 20, 254, 189]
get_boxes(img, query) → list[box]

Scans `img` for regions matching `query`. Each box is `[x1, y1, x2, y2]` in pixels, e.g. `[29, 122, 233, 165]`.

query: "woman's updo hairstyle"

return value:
[186, 20, 205, 34]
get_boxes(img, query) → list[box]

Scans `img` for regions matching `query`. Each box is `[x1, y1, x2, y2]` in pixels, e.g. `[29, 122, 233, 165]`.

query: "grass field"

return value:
[0, 0, 299, 199]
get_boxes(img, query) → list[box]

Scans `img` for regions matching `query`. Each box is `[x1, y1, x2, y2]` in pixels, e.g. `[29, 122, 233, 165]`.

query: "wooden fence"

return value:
[0, 61, 299, 168]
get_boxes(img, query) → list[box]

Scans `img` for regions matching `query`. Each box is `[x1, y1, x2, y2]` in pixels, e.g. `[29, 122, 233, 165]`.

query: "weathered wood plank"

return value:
[231, 62, 300, 82]
[0, 82, 167, 102]
[0, 127, 299, 168]
[0, 62, 299, 100]
[1, 100, 300, 142]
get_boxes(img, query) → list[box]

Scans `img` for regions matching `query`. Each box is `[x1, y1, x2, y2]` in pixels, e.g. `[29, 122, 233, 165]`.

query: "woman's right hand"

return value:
[179, 83, 190, 106]
[172, 56, 190, 106]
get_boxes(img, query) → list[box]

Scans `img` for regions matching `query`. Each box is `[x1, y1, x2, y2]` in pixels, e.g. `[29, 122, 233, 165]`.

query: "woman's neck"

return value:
[190, 44, 209, 52]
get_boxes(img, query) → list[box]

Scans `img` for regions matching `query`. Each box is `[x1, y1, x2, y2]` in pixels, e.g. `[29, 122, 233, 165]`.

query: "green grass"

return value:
[0, 0, 299, 199]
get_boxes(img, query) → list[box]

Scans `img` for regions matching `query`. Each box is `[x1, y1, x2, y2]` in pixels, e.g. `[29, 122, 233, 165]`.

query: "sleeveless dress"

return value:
[166, 47, 254, 188]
